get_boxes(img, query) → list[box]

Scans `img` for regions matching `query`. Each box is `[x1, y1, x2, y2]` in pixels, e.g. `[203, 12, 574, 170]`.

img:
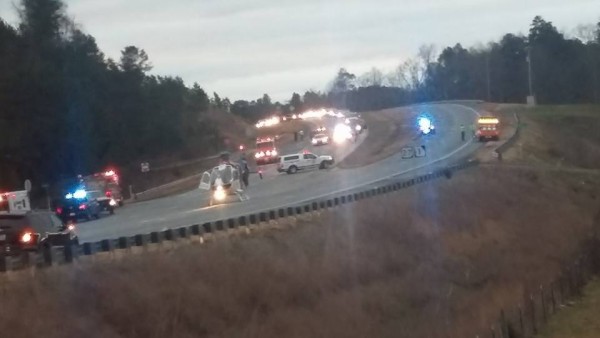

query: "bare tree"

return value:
[358, 67, 384, 87]
[573, 24, 597, 43]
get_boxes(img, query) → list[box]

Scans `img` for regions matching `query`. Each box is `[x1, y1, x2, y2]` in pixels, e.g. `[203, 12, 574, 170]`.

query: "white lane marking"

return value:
[275, 104, 481, 207]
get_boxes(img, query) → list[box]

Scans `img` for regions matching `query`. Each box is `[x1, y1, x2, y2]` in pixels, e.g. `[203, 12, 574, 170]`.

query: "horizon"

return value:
[1, 0, 598, 101]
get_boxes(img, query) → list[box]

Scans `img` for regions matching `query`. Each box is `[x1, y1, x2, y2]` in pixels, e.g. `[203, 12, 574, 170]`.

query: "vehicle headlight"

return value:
[312, 139, 317, 144]
[109, 199, 117, 206]
[214, 186, 226, 201]
[355, 125, 362, 131]
[266, 150, 271, 156]
[271, 150, 277, 156]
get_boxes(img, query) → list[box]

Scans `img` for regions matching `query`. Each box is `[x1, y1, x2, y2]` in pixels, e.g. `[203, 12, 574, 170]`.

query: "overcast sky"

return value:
[1, 0, 598, 101]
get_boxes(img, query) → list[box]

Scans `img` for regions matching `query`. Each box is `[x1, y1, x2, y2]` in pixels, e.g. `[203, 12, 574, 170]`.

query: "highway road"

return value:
[76, 103, 482, 243]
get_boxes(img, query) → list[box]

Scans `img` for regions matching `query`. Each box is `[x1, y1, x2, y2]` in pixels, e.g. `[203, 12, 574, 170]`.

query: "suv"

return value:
[55, 193, 102, 223]
[277, 152, 334, 174]
[0, 211, 79, 256]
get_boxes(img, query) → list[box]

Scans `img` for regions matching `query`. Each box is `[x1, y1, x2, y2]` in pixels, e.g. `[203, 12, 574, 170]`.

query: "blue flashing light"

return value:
[73, 189, 87, 199]
[418, 117, 433, 134]
[65, 193, 73, 199]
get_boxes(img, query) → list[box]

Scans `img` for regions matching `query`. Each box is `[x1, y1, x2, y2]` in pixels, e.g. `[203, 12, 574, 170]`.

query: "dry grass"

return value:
[537, 277, 600, 338]
[2, 166, 599, 338]
[493, 104, 600, 168]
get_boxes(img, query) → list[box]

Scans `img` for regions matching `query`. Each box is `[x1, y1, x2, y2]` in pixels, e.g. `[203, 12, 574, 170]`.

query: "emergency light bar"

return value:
[478, 117, 499, 124]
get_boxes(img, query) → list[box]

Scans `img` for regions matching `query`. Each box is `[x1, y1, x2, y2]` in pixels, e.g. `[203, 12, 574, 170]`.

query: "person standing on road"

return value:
[239, 154, 250, 188]
[460, 124, 466, 141]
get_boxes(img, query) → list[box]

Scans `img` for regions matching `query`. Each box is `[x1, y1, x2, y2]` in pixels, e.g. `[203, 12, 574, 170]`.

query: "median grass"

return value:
[2, 164, 599, 338]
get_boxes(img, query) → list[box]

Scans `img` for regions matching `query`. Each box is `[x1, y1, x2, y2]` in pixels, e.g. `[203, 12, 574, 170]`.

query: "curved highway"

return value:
[77, 103, 482, 243]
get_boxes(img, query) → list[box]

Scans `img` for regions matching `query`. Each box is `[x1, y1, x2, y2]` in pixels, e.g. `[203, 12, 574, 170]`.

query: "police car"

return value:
[277, 151, 334, 174]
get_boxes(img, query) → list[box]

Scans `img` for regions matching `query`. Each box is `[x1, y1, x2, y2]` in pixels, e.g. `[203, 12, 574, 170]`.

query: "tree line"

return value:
[258, 16, 600, 116]
[0, 0, 220, 189]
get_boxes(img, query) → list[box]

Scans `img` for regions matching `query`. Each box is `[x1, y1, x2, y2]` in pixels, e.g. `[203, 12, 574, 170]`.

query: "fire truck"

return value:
[254, 136, 279, 165]
[81, 169, 124, 206]
[476, 117, 500, 142]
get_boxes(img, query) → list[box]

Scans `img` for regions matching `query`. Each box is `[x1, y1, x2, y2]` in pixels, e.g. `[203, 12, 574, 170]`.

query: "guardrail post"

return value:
[259, 212, 267, 223]
[238, 216, 248, 227]
[134, 234, 147, 247]
[326, 199, 333, 208]
[311, 202, 318, 211]
[100, 239, 113, 252]
[278, 208, 285, 218]
[295, 206, 303, 215]
[340, 195, 346, 204]
[117, 237, 130, 250]
[177, 226, 189, 239]
[215, 220, 225, 231]
[0, 255, 8, 272]
[334, 197, 340, 206]
[347, 194, 354, 202]
[82, 242, 95, 255]
[249, 214, 257, 225]
[287, 207, 296, 216]
[150, 231, 163, 244]
[162, 228, 176, 241]
[268, 210, 277, 221]
[227, 218, 237, 229]
[63, 243, 77, 263]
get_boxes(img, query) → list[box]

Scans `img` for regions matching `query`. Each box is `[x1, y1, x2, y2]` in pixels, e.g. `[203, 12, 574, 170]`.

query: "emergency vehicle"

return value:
[81, 169, 124, 206]
[476, 117, 500, 142]
[254, 136, 279, 165]
[0, 191, 30, 214]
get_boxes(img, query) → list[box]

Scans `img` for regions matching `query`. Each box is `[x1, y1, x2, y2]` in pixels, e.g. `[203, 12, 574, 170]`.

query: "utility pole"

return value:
[486, 53, 491, 101]
[526, 47, 535, 106]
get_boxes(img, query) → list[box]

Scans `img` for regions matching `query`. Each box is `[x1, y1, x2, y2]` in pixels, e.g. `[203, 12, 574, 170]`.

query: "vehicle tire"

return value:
[319, 162, 327, 169]
[118, 200, 124, 207]
[70, 237, 79, 246]
[288, 166, 298, 174]
[84, 212, 91, 221]
[109, 207, 115, 215]
[479, 136, 484, 142]
[93, 212, 100, 219]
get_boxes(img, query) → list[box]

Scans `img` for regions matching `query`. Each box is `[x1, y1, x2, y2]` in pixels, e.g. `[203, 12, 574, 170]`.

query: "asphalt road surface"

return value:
[77, 103, 482, 243]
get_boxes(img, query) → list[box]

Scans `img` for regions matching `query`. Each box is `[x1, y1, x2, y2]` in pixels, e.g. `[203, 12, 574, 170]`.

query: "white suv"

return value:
[277, 152, 334, 174]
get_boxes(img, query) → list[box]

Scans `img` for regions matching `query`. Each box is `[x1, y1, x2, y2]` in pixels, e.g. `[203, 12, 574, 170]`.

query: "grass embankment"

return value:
[537, 278, 600, 338]
[493, 104, 600, 168]
[337, 107, 418, 168]
[2, 165, 599, 338]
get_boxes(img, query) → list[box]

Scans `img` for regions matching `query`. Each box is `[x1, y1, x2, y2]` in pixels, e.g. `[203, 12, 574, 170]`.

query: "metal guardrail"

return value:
[494, 112, 521, 159]
[0, 160, 479, 273]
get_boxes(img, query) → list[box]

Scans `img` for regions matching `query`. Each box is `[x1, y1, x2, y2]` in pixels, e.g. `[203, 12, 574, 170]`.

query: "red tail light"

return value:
[56, 207, 63, 214]
[78, 204, 86, 210]
[105, 191, 112, 198]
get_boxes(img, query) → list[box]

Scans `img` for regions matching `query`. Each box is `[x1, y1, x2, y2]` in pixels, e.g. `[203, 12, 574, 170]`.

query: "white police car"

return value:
[277, 152, 334, 174]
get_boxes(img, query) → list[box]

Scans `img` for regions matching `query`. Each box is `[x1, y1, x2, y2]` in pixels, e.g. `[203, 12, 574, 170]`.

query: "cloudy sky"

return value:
[1, 0, 598, 101]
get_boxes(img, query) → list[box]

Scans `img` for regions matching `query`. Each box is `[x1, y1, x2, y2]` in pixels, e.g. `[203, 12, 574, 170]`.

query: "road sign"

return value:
[401, 147, 415, 159]
[24, 179, 32, 192]
[415, 145, 426, 158]
[141, 162, 150, 173]
[401, 146, 427, 159]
